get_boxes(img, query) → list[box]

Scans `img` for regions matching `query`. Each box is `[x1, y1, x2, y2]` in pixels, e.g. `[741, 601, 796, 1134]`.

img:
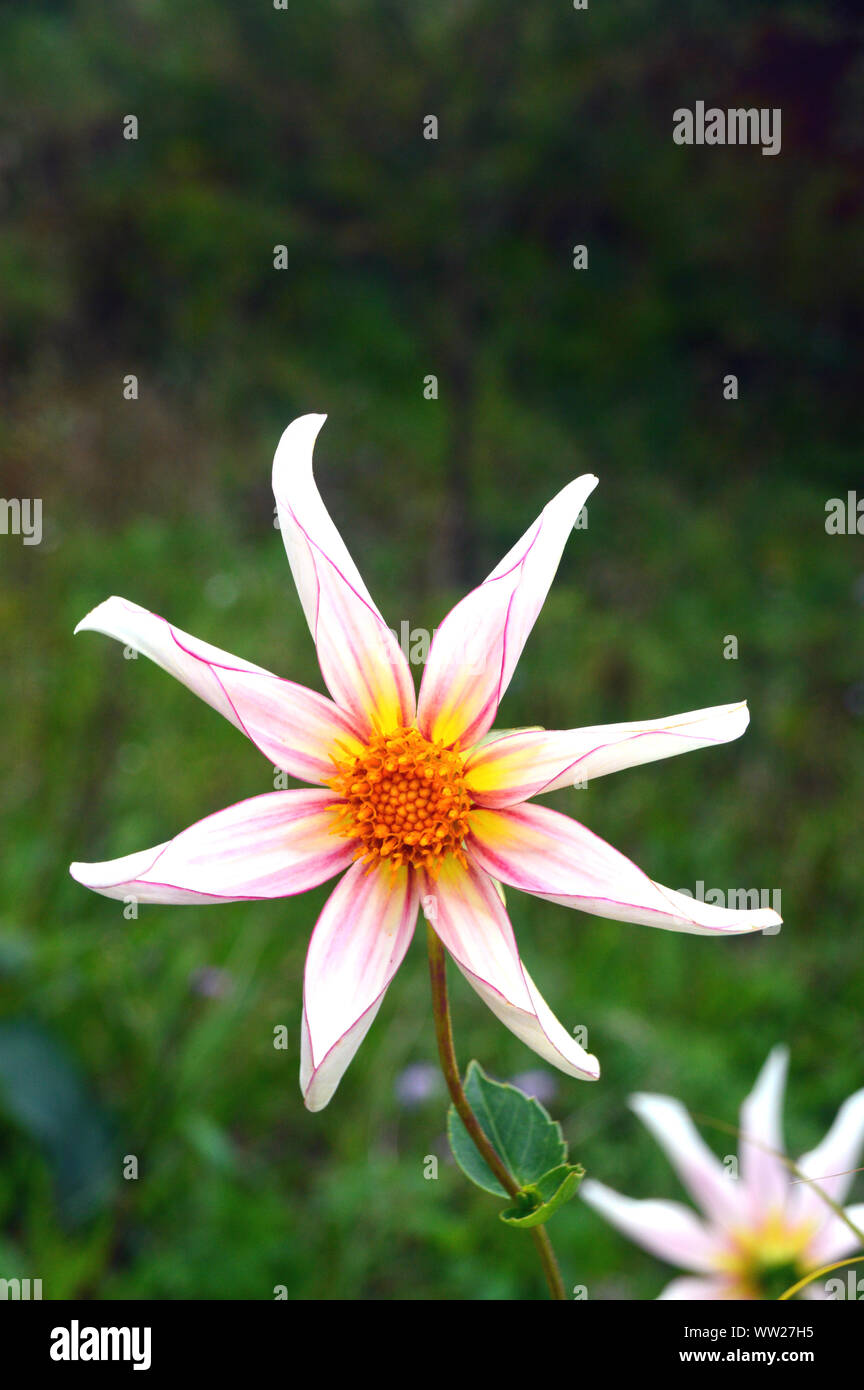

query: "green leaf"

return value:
[0, 1021, 117, 1225]
[446, 1060, 567, 1198]
[500, 1163, 584, 1228]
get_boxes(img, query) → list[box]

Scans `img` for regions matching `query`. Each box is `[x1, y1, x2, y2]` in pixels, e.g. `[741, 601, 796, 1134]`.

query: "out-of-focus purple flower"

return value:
[510, 1069, 558, 1106]
[395, 1062, 442, 1108]
[843, 683, 864, 717]
[189, 966, 234, 999]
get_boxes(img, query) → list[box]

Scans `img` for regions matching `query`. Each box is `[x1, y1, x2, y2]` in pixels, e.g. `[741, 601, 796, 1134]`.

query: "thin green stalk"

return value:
[779, 1254, 864, 1301]
[426, 922, 566, 1301]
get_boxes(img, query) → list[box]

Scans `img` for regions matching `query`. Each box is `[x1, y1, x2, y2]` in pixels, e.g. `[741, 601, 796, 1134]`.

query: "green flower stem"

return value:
[426, 922, 567, 1301]
[779, 1253, 864, 1301]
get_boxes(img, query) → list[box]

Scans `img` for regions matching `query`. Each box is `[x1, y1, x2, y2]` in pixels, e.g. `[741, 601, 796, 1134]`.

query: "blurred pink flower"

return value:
[582, 1048, 864, 1298]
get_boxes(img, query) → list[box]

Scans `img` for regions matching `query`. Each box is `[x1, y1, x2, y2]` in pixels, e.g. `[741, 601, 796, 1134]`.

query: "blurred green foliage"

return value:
[0, 0, 862, 1299]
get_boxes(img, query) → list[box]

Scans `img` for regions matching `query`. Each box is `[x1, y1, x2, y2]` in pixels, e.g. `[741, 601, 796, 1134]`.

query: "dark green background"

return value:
[1, 0, 862, 1299]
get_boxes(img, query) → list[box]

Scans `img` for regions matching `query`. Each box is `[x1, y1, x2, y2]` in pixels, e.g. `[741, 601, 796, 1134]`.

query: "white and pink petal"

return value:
[467, 803, 782, 936]
[272, 415, 415, 735]
[301, 860, 419, 1111]
[417, 474, 598, 749]
[738, 1046, 791, 1220]
[657, 1276, 736, 1300]
[630, 1092, 747, 1228]
[74, 596, 364, 783]
[423, 857, 599, 1081]
[580, 1179, 724, 1273]
[70, 788, 352, 904]
[464, 702, 751, 809]
[805, 1205, 864, 1267]
[790, 1086, 864, 1229]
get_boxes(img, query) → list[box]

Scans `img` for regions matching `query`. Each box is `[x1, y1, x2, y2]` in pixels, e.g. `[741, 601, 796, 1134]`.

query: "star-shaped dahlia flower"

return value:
[71, 415, 781, 1110]
[582, 1047, 864, 1299]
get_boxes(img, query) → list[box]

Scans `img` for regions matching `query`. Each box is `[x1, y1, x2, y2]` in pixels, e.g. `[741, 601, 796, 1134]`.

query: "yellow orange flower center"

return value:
[327, 726, 473, 875]
[714, 1213, 818, 1298]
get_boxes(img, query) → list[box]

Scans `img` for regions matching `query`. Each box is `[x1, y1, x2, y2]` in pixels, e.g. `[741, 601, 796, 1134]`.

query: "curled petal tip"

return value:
[719, 700, 750, 743]
[73, 602, 103, 636]
[302, 1087, 328, 1114]
[717, 700, 750, 736]
[286, 411, 328, 430]
[272, 413, 328, 472]
[73, 595, 127, 637]
[736, 913, 782, 934]
[563, 473, 599, 503]
[757, 908, 783, 931]
[271, 412, 415, 732]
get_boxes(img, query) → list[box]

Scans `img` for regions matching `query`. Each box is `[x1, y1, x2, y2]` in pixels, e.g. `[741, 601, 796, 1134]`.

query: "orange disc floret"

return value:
[326, 726, 473, 876]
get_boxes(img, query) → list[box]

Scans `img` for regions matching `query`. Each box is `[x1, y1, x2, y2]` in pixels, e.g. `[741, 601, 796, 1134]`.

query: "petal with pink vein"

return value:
[417, 474, 598, 749]
[806, 1205, 864, 1265]
[69, 789, 353, 904]
[630, 1092, 747, 1228]
[790, 1086, 864, 1229]
[464, 702, 751, 809]
[272, 414, 415, 735]
[467, 803, 782, 936]
[75, 596, 365, 782]
[301, 860, 419, 1111]
[423, 856, 600, 1081]
[580, 1179, 723, 1272]
[738, 1046, 790, 1219]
